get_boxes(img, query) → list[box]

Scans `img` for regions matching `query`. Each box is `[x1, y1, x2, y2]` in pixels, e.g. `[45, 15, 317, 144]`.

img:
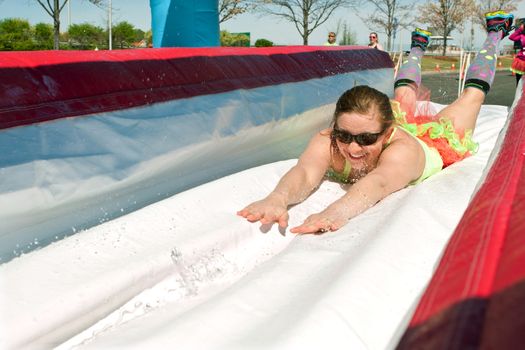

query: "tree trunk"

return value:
[53, 0, 60, 50]
[303, 9, 308, 45]
[442, 31, 447, 56]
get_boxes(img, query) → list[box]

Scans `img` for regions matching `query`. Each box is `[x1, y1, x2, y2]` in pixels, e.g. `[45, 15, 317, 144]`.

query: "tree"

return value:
[333, 19, 357, 45]
[34, 0, 103, 50]
[34, 22, 54, 49]
[0, 18, 34, 51]
[254, 0, 356, 45]
[255, 38, 274, 46]
[361, 0, 412, 51]
[68, 23, 104, 50]
[145, 30, 153, 47]
[112, 21, 136, 49]
[419, 0, 476, 56]
[219, 0, 255, 23]
[474, 0, 521, 30]
[220, 30, 250, 46]
[133, 28, 145, 43]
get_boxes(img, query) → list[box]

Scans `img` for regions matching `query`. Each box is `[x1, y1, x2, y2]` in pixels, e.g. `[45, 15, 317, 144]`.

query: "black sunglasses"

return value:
[331, 126, 385, 146]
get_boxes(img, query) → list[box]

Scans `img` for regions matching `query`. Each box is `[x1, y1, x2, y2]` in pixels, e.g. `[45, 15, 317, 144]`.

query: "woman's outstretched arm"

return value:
[237, 131, 332, 228]
[290, 138, 424, 234]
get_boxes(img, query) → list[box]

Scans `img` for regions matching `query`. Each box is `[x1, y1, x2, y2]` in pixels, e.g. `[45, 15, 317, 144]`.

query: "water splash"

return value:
[59, 247, 238, 348]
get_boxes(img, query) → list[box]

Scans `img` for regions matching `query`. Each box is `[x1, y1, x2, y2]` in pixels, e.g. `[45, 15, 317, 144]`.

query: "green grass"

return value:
[392, 54, 514, 72]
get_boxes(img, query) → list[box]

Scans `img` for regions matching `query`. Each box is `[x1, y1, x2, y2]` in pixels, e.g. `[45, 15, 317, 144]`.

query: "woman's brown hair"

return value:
[331, 85, 393, 128]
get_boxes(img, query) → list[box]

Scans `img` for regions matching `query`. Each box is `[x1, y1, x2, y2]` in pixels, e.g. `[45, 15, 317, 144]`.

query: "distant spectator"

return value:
[324, 32, 339, 46]
[368, 32, 384, 50]
[509, 18, 525, 84]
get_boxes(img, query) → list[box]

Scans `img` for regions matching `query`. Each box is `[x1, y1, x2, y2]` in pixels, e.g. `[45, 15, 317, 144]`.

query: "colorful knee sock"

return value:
[465, 11, 514, 94]
[464, 31, 501, 94]
[394, 47, 424, 89]
[395, 28, 431, 90]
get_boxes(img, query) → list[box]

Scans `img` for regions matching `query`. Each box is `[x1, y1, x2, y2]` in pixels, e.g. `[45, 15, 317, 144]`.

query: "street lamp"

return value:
[108, 0, 112, 50]
[67, 0, 71, 29]
[392, 17, 398, 52]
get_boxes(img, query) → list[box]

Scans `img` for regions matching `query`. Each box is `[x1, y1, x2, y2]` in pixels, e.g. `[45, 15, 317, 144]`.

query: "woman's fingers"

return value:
[290, 214, 345, 234]
[260, 210, 289, 227]
[238, 205, 289, 227]
[290, 220, 326, 234]
[277, 212, 289, 228]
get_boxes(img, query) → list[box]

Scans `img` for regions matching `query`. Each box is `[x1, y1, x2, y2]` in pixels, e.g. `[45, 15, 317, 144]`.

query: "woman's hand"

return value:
[290, 204, 349, 234]
[237, 193, 289, 228]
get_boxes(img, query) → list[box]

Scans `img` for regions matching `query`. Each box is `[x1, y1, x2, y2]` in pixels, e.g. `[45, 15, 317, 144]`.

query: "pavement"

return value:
[422, 70, 518, 107]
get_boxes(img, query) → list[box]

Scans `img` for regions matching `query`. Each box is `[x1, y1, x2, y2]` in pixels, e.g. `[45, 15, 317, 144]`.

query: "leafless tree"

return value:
[219, 0, 255, 23]
[474, 0, 521, 29]
[332, 19, 358, 45]
[361, 0, 413, 51]
[419, 0, 476, 56]
[254, 0, 357, 45]
[35, 0, 104, 50]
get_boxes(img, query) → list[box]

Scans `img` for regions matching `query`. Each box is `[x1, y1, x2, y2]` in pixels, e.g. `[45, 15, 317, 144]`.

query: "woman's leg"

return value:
[437, 11, 514, 132]
[394, 28, 431, 116]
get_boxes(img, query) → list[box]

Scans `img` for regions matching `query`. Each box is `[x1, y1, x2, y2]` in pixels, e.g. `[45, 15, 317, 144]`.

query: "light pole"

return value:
[67, 0, 71, 29]
[108, 0, 112, 50]
[392, 17, 398, 53]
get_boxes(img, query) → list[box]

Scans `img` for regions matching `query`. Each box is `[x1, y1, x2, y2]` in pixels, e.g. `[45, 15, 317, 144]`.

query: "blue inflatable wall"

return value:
[150, 0, 220, 47]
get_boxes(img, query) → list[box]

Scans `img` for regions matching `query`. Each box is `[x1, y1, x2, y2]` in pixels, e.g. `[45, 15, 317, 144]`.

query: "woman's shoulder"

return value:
[385, 126, 424, 154]
[379, 128, 426, 175]
[303, 128, 332, 153]
[297, 128, 333, 168]
[313, 128, 332, 142]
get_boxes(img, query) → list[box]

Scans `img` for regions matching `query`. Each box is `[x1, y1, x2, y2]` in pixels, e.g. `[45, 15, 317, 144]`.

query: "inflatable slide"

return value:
[1, 2, 525, 346]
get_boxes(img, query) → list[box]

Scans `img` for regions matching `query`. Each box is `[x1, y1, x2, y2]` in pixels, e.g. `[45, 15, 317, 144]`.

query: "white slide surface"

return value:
[0, 104, 508, 350]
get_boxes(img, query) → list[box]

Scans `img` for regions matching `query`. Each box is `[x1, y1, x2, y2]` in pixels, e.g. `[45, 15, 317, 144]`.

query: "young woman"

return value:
[238, 11, 514, 234]
[509, 18, 525, 84]
[368, 32, 384, 50]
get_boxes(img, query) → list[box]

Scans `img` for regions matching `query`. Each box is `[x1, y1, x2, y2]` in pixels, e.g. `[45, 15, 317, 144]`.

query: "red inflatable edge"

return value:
[0, 46, 392, 130]
[397, 84, 525, 348]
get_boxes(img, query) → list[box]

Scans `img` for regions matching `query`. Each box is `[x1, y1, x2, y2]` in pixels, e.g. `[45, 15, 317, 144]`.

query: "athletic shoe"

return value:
[411, 28, 431, 51]
[486, 11, 514, 37]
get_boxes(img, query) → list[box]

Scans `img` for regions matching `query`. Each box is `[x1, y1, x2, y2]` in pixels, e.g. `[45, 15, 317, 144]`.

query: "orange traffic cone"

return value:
[451, 63, 455, 70]
[434, 64, 441, 72]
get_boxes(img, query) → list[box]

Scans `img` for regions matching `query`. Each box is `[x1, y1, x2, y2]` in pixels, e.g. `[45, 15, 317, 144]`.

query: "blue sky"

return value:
[1, 0, 523, 49]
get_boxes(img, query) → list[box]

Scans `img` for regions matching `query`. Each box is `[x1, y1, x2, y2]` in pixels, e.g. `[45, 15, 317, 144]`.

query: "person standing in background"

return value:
[509, 18, 525, 84]
[368, 32, 384, 50]
[324, 32, 339, 46]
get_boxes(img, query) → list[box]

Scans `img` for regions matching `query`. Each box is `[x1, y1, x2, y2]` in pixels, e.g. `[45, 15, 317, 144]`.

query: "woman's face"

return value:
[369, 33, 378, 43]
[334, 111, 391, 173]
